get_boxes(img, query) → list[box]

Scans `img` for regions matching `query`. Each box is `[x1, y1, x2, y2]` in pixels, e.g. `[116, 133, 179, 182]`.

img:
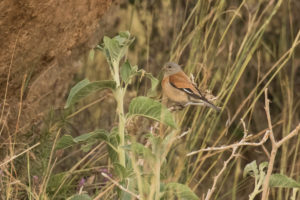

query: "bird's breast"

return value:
[162, 77, 189, 104]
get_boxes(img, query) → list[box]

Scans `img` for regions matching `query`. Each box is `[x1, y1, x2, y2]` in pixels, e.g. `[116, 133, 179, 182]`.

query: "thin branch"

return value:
[186, 116, 269, 200]
[277, 123, 300, 147]
[177, 129, 190, 140]
[261, 88, 277, 200]
[101, 173, 140, 199]
[204, 146, 238, 200]
[261, 145, 270, 159]
[265, 90, 276, 145]
[187, 130, 269, 156]
[261, 88, 300, 200]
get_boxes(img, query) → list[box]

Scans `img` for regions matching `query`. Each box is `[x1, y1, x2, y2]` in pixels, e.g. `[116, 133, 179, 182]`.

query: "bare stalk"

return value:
[116, 88, 126, 167]
[203, 118, 269, 200]
[204, 146, 238, 200]
[111, 60, 126, 167]
[261, 89, 300, 200]
[187, 130, 269, 156]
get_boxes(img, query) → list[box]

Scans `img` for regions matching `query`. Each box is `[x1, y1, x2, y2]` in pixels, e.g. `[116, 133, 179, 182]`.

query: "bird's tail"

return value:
[201, 100, 221, 112]
[189, 97, 221, 112]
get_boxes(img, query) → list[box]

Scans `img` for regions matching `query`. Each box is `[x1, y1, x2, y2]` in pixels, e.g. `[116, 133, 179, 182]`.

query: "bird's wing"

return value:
[168, 71, 221, 111]
[169, 71, 203, 98]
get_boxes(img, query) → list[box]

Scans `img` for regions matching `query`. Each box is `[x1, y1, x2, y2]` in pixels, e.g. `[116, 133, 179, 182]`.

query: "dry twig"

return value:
[204, 145, 238, 200]
[196, 118, 270, 200]
[187, 128, 269, 156]
[261, 89, 300, 200]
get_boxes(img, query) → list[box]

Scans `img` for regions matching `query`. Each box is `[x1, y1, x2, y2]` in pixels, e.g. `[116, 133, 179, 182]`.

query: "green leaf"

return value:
[113, 163, 129, 180]
[259, 162, 268, 172]
[128, 96, 177, 129]
[56, 129, 108, 150]
[164, 182, 199, 200]
[120, 61, 139, 84]
[243, 160, 258, 178]
[74, 129, 108, 142]
[65, 79, 116, 108]
[269, 174, 300, 188]
[118, 31, 131, 39]
[103, 36, 122, 64]
[100, 32, 134, 67]
[67, 194, 92, 200]
[107, 127, 120, 163]
[55, 135, 77, 150]
[120, 61, 132, 84]
[115, 31, 134, 47]
[80, 140, 97, 152]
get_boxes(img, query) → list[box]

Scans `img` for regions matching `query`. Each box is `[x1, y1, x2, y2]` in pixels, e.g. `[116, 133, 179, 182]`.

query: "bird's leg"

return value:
[177, 104, 185, 110]
[168, 104, 183, 112]
[184, 102, 205, 107]
[184, 102, 221, 112]
[169, 104, 185, 111]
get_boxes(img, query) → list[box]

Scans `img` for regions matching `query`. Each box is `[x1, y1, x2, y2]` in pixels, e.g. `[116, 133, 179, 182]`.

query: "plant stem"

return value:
[116, 87, 126, 167]
[112, 60, 126, 167]
[154, 159, 161, 200]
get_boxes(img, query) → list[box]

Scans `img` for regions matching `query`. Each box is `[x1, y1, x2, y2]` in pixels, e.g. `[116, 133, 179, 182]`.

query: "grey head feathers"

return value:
[163, 62, 182, 76]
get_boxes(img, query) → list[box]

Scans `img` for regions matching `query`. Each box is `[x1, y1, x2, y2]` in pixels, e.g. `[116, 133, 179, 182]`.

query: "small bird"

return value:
[161, 62, 220, 111]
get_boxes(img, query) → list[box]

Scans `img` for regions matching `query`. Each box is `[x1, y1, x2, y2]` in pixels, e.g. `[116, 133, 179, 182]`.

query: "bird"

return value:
[161, 62, 220, 111]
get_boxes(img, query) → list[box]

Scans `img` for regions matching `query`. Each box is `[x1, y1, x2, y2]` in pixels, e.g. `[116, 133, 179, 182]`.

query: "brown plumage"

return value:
[162, 62, 220, 111]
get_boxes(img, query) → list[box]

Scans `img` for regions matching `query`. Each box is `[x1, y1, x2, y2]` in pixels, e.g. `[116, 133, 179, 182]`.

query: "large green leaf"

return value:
[65, 79, 116, 108]
[128, 96, 177, 129]
[163, 182, 199, 200]
[98, 31, 134, 67]
[269, 174, 300, 188]
[56, 129, 108, 150]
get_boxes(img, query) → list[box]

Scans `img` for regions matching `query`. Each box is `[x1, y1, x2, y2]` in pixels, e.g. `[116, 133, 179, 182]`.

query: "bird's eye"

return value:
[167, 66, 171, 69]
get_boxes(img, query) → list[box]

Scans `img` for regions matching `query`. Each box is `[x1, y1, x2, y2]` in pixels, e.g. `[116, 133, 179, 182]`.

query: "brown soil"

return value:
[0, 0, 119, 132]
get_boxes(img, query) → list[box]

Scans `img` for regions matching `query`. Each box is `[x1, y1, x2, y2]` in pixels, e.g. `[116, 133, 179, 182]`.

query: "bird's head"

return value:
[163, 62, 182, 76]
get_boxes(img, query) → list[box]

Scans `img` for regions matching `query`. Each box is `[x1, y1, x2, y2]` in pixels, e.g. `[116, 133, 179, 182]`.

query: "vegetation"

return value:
[1, 0, 300, 200]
